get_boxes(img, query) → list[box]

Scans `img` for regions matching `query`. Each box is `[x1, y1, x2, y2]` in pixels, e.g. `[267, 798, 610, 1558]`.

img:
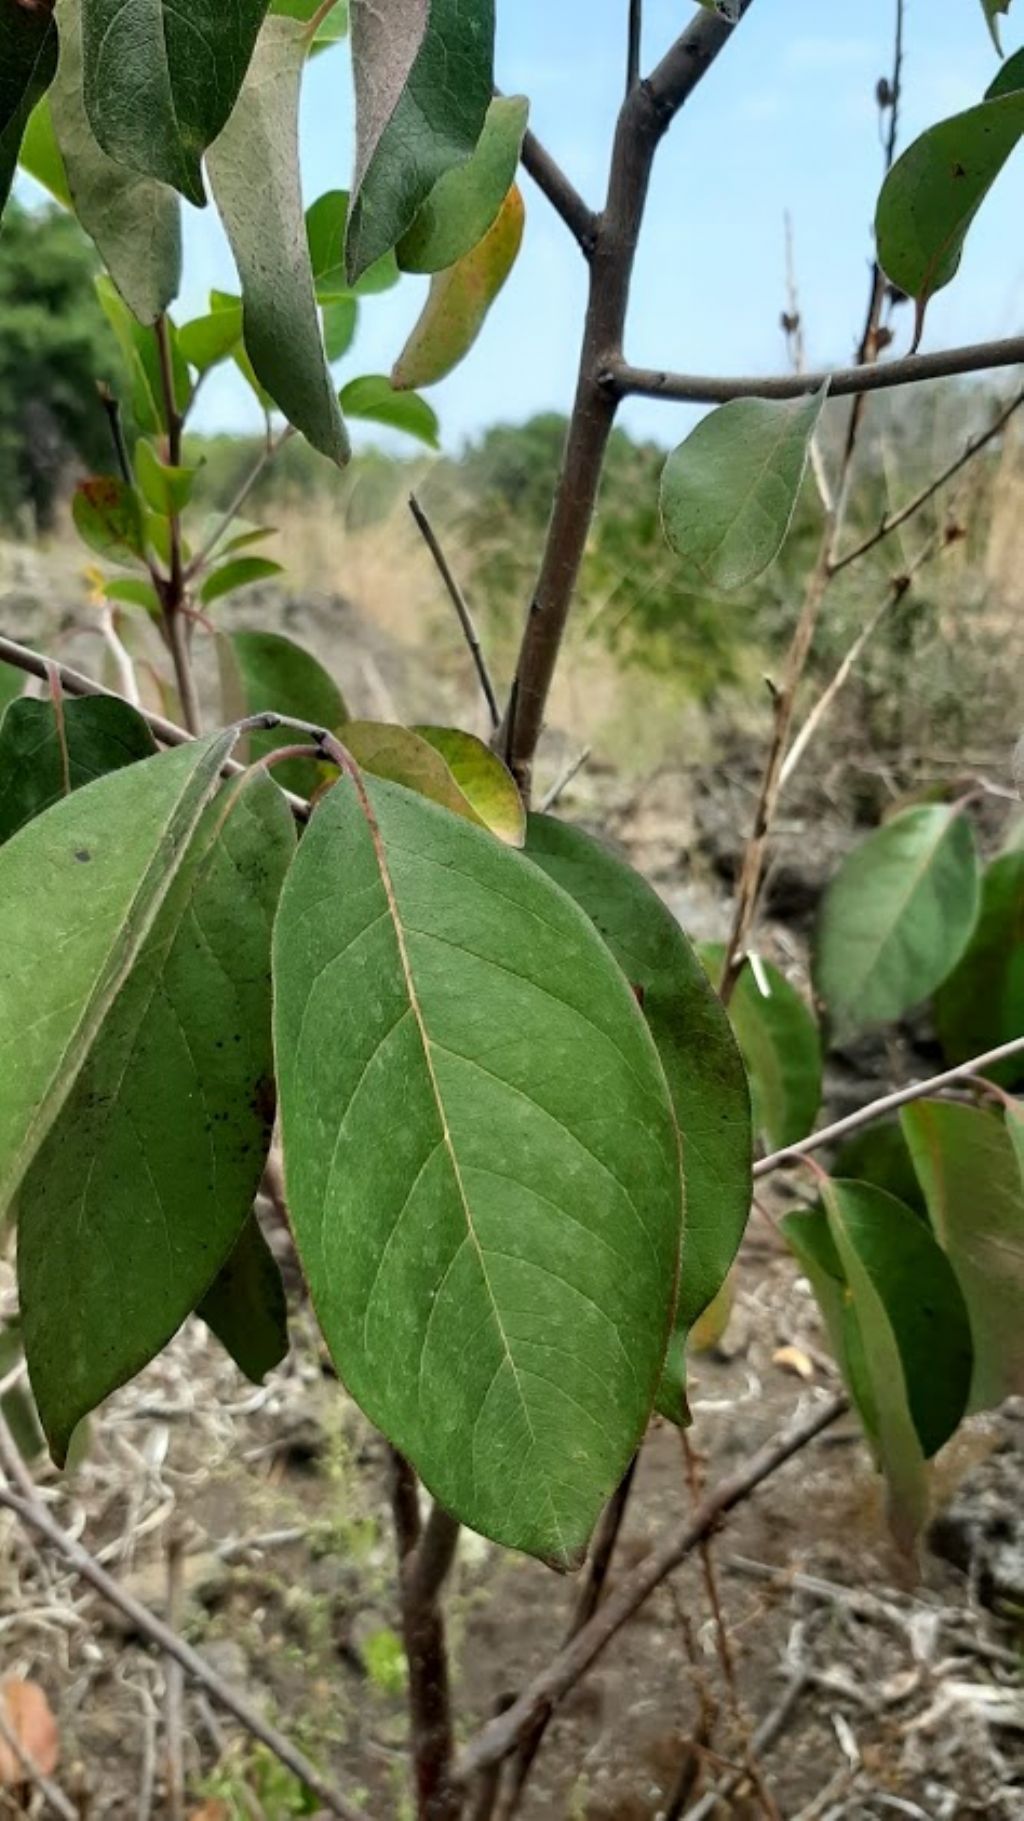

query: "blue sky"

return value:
[177, 0, 1024, 450]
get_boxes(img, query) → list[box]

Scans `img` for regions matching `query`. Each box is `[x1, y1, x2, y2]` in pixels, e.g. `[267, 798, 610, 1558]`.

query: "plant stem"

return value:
[605, 335, 1024, 404]
[389, 1451, 461, 1821]
[408, 493, 500, 730]
[154, 314, 201, 734]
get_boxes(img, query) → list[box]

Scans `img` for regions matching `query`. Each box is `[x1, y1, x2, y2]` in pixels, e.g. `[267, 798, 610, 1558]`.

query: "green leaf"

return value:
[102, 579, 162, 615]
[832, 1120, 927, 1219]
[902, 1100, 1024, 1413]
[135, 440, 198, 517]
[981, 0, 1013, 56]
[347, 0, 495, 283]
[659, 388, 827, 593]
[72, 477, 146, 568]
[986, 45, 1024, 98]
[220, 629, 347, 797]
[397, 95, 529, 274]
[201, 557, 284, 607]
[525, 816, 751, 1423]
[701, 946, 821, 1152]
[206, 16, 350, 464]
[814, 806, 981, 1039]
[274, 775, 682, 1563]
[95, 277, 191, 436]
[17, 99, 72, 210]
[178, 307, 243, 373]
[51, 0, 182, 324]
[875, 86, 1024, 339]
[272, 0, 348, 43]
[0, 732, 235, 1221]
[343, 722, 523, 844]
[208, 290, 273, 408]
[934, 851, 1024, 1088]
[0, 696, 157, 845]
[0, 663, 23, 718]
[412, 727, 523, 845]
[20, 769, 295, 1459]
[0, 0, 58, 216]
[340, 375, 439, 447]
[392, 184, 524, 390]
[323, 296, 358, 361]
[199, 1215, 289, 1384]
[81, 0, 270, 207]
[306, 190, 399, 298]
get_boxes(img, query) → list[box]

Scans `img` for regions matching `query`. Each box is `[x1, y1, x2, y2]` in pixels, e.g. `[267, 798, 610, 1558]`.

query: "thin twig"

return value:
[97, 382, 133, 486]
[408, 493, 500, 730]
[829, 385, 1024, 575]
[603, 335, 1024, 406]
[154, 315, 201, 736]
[626, 0, 642, 93]
[0, 1478, 371, 1821]
[388, 1452, 459, 1821]
[454, 1392, 846, 1786]
[678, 1673, 810, 1821]
[539, 746, 592, 812]
[518, 129, 597, 256]
[99, 606, 142, 708]
[753, 1036, 1024, 1178]
[0, 1700, 78, 1821]
[164, 1527, 186, 1821]
[187, 426, 290, 580]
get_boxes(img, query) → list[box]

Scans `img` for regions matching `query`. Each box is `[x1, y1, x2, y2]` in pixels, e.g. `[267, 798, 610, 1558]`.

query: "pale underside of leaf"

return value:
[275, 776, 681, 1564]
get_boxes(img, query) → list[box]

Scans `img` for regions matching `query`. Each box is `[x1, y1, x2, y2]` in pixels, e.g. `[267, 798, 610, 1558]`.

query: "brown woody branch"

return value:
[602, 335, 1024, 405]
[519, 129, 598, 255]
[503, 0, 759, 787]
[389, 1452, 461, 1821]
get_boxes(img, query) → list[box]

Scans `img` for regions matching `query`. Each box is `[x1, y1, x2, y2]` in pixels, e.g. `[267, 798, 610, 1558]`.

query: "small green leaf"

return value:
[392, 184, 524, 390]
[412, 727, 523, 844]
[0, 663, 23, 718]
[20, 768, 295, 1459]
[209, 290, 274, 409]
[206, 16, 350, 464]
[198, 1215, 289, 1384]
[343, 722, 522, 844]
[102, 579, 162, 615]
[201, 557, 284, 607]
[274, 774, 682, 1563]
[902, 1100, 1024, 1413]
[0, 0, 58, 216]
[875, 85, 1024, 338]
[525, 816, 751, 1423]
[220, 629, 347, 797]
[72, 477, 146, 568]
[323, 296, 358, 361]
[306, 190, 398, 298]
[95, 277, 191, 436]
[135, 440, 198, 517]
[397, 95, 529, 274]
[178, 307, 243, 373]
[340, 375, 439, 447]
[981, 0, 1013, 55]
[17, 99, 72, 210]
[832, 1120, 927, 1219]
[51, 0, 182, 324]
[0, 732, 235, 1220]
[272, 0, 348, 43]
[347, 0, 495, 282]
[814, 806, 981, 1039]
[81, 0, 269, 207]
[701, 946, 821, 1152]
[934, 851, 1024, 1088]
[660, 388, 827, 593]
[0, 696, 157, 845]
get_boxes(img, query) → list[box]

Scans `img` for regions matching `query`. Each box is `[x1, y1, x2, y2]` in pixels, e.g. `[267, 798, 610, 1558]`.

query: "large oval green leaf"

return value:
[875, 84, 1024, 336]
[206, 15, 350, 464]
[524, 816, 751, 1421]
[347, 0, 495, 282]
[659, 388, 827, 593]
[701, 945, 821, 1152]
[397, 94, 529, 274]
[19, 768, 295, 1459]
[274, 776, 682, 1564]
[81, 0, 269, 207]
[814, 806, 981, 1039]
[0, 732, 234, 1221]
[901, 1100, 1024, 1414]
[0, 695, 157, 844]
[51, 0, 182, 324]
[934, 851, 1024, 1088]
[220, 629, 348, 798]
[0, 0, 58, 215]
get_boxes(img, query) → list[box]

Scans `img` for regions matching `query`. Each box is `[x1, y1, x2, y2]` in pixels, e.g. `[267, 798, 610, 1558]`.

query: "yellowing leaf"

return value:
[344, 722, 523, 844]
[392, 184, 524, 391]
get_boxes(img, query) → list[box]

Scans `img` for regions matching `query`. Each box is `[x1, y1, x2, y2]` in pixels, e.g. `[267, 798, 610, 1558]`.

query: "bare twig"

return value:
[518, 129, 597, 256]
[454, 1392, 846, 1786]
[678, 1673, 810, 1821]
[0, 1699, 78, 1821]
[408, 493, 501, 730]
[503, 0, 758, 787]
[187, 425, 291, 580]
[388, 1453, 459, 1821]
[626, 0, 642, 93]
[99, 606, 142, 708]
[753, 1036, 1024, 1178]
[154, 315, 201, 737]
[0, 1480, 371, 1821]
[97, 381, 133, 487]
[605, 337, 1024, 405]
[829, 386, 1024, 575]
[164, 1528, 186, 1821]
[539, 746, 592, 812]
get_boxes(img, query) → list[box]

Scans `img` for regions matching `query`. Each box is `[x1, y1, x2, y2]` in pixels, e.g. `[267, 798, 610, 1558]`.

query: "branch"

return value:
[454, 1390, 846, 1786]
[753, 1036, 1024, 1179]
[389, 1453, 460, 1821]
[829, 385, 1024, 575]
[408, 493, 501, 730]
[0, 1478, 371, 1821]
[502, 0, 758, 786]
[519, 129, 598, 256]
[155, 314, 201, 736]
[626, 0, 642, 94]
[603, 336, 1024, 406]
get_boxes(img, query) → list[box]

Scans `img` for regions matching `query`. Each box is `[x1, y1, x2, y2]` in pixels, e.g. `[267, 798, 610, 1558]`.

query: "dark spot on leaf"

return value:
[74, 850, 92, 863]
